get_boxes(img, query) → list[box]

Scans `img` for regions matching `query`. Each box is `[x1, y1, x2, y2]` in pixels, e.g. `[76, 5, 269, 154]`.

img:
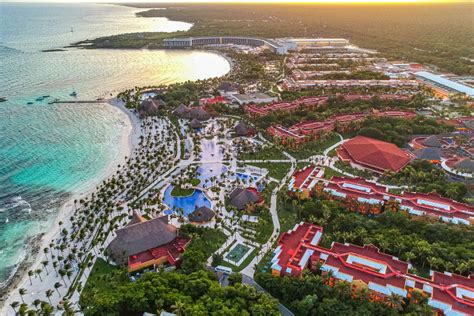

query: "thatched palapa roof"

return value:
[107, 214, 177, 264]
[229, 188, 261, 210]
[413, 148, 442, 161]
[188, 206, 215, 223]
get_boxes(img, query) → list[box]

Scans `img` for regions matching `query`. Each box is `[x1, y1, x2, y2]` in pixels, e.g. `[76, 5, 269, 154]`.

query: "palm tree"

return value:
[35, 269, 43, 282]
[41, 261, 49, 275]
[45, 289, 54, 305]
[54, 282, 62, 296]
[10, 301, 19, 314]
[171, 300, 185, 316]
[388, 293, 405, 312]
[18, 288, 27, 304]
[27, 270, 34, 285]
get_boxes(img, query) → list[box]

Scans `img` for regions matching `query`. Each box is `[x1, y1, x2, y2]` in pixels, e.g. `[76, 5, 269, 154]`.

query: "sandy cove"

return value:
[0, 99, 140, 314]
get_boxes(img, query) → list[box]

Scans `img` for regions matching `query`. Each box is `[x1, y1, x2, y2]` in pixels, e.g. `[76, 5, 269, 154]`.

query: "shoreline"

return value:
[0, 99, 139, 312]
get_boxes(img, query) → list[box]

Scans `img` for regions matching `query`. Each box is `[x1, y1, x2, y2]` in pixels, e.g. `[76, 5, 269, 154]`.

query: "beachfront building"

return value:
[320, 176, 474, 225]
[336, 136, 413, 174]
[163, 37, 354, 55]
[107, 212, 191, 273]
[163, 36, 292, 54]
[271, 222, 474, 315]
[414, 71, 474, 98]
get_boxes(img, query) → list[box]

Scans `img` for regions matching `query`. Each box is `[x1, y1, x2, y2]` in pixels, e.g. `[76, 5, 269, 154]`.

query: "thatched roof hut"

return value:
[173, 104, 188, 118]
[235, 122, 249, 136]
[229, 188, 261, 211]
[422, 135, 442, 148]
[188, 107, 210, 121]
[139, 99, 165, 118]
[107, 214, 177, 265]
[190, 118, 203, 129]
[188, 206, 215, 223]
[413, 148, 442, 161]
[453, 158, 474, 173]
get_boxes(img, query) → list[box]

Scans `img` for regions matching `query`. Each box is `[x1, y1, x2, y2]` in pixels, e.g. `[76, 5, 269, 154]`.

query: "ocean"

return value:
[0, 3, 230, 286]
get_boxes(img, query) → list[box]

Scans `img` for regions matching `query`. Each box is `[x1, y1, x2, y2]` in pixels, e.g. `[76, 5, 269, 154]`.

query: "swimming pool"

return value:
[163, 185, 212, 216]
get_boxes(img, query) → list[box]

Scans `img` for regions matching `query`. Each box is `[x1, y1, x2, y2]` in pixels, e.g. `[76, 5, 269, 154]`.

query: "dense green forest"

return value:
[84, 3, 474, 75]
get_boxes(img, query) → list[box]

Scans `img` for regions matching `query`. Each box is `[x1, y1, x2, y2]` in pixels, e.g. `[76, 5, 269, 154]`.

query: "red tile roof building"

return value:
[271, 222, 474, 315]
[244, 94, 411, 117]
[322, 176, 474, 225]
[199, 96, 228, 106]
[128, 236, 191, 273]
[287, 165, 324, 198]
[268, 111, 416, 146]
[336, 136, 414, 173]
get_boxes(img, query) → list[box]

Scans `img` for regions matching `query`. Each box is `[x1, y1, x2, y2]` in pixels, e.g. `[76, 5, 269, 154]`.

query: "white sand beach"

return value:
[0, 100, 139, 315]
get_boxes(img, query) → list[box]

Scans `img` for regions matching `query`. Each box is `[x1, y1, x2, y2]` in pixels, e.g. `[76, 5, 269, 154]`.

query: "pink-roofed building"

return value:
[271, 222, 474, 315]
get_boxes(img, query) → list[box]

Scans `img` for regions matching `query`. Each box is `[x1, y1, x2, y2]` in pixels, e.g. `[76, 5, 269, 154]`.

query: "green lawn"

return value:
[184, 227, 227, 258]
[287, 134, 340, 160]
[241, 211, 274, 244]
[247, 162, 291, 180]
[170, 178, 201, 197]
[323, 167, 344, 179]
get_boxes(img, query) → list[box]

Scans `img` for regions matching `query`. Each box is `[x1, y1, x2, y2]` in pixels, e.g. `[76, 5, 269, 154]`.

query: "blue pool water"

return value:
[163, 185, 212, 216]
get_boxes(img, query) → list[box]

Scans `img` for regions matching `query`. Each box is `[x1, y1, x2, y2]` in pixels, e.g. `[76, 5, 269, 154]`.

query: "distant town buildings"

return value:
[271, 222, 474, 315]
[163, 37, 354, 55]
[415, 71, 474, 98]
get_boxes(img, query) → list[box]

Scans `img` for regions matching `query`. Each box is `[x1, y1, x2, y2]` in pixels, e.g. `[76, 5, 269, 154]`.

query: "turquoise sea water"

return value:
[0, 3, 230, 285]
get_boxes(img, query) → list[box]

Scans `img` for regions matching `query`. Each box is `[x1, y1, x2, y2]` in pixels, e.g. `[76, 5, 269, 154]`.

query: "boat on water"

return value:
[43, 95, 50, 98]
[27, 101, 34, 105]
[36, 97, 44, 101]
[0, 97, 7, 102]
[70, 91, 77, 97]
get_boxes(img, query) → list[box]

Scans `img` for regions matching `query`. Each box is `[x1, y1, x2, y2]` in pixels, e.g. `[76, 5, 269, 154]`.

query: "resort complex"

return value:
[271, 222, 474, 316]
[3, 33, 473, 316]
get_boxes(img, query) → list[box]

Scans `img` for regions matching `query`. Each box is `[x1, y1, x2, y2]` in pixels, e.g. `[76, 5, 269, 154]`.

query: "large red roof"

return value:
[339, 136, 413, 172]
